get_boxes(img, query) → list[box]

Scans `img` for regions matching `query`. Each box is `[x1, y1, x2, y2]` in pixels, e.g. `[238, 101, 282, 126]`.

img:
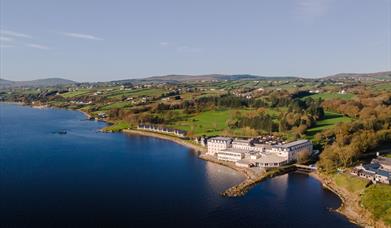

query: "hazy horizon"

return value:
[2, 70, 391, 83]
[1, 0, 390, 81]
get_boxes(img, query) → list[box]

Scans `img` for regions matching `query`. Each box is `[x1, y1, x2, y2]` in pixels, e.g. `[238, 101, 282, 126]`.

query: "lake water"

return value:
[0, 103, 356, 227]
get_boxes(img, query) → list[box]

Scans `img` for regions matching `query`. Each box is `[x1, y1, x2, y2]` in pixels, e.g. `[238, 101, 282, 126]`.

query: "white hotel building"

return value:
[206, 137, 232, 156]
[217, 148, 245, 162]
[270, 140, 313, 162]
[207, 137, 313, 167]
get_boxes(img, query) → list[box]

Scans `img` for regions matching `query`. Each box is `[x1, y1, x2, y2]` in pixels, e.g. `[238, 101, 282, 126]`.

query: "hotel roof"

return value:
[220, 148, 248, 153]
[208, 137, 232, 142]
[274, 139, 309, 148]
[254, 153, 287, 164]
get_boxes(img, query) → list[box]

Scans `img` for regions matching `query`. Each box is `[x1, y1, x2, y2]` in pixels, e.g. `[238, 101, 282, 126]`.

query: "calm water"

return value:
[0, 104, 355, 228]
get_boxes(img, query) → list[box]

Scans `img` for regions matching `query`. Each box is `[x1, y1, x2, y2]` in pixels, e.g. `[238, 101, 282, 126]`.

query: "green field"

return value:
[103, 120, 130, 132]
[61, 89, 92, 98]
[306, 111, 351, 138]
[306, 92, 355, 101]
[333, 173, 369, 194]
[99, 101, 132, 111]
[107, 88, 165, 99]
[362, 184, 391, 225]
[171, 110, 234, 136]
[373, 82, 391, 91]
[170, 108, 282, 136]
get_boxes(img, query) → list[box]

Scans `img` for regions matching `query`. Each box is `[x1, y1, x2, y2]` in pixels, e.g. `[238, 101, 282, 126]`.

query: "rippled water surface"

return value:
[0, 104, 356, 227]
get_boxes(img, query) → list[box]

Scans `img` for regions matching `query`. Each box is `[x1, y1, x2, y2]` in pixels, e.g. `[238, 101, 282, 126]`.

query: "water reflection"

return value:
[0, 104, 356, 228]
[267, 172, 289, 200]
[204, 161, 245, 193]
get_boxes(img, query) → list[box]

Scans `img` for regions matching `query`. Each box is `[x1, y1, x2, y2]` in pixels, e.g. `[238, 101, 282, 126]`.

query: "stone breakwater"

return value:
[221, 165, 297, 197]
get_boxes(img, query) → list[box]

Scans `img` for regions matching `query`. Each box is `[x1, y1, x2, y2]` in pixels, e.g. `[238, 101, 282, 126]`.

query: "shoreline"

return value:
[123, 127, 383, 226]
[123, 129, 268, 196]
[310, 172, 387, 228]
[0, 101, 24, 105]
[123, 128, 296, 197]
[123, 129, 207, 153]
[2, 102, 366, 226]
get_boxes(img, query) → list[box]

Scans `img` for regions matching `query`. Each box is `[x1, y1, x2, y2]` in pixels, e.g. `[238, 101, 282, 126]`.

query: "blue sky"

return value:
[0, 0, 390, 82]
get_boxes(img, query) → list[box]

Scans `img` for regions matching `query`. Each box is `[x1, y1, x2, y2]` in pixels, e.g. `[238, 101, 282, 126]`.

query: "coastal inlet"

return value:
[0, 103, 356, 227]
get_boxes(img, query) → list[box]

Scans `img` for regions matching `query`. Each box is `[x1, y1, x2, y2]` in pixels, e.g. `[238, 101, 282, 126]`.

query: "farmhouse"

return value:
[351, 156, 391, 184]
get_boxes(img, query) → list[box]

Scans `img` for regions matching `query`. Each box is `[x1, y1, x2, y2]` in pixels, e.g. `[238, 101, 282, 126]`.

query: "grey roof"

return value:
[363, 163, 380, 171]
[254, 153, 288, 164]
[235, 158, 255, 165]
[220, 148, 248, 153]
[373, 156, 391, 167]
[274, 140, 310, 148]
[233, 139, 252, 143]
[361, 163, 391, 178]
[254, 143, 272, 149]
[376, 169, 390, 178]
[208, 137, 232, 142]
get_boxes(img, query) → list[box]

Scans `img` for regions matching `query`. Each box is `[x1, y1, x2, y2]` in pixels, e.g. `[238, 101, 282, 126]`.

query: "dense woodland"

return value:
[317, 92, 391, 173]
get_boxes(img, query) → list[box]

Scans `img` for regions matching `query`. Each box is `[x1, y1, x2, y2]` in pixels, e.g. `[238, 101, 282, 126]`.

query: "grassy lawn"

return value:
[170, 108, 281, 136]
[61, 89, 92, 98]
[306, 111, 351, 139]
[361, 184, 391, 225]
[170, 110, 234, 136]
[103, 120, 130, 132]
[306, 92, 355, 101]
[99, 101, 132, 111]
[333, 173, 369, 194]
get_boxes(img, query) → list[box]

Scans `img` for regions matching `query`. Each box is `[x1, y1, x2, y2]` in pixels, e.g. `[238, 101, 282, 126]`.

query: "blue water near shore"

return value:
[0, 103, 356, 227]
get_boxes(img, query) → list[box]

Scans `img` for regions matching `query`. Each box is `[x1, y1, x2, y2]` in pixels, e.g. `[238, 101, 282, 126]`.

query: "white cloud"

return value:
[0, 29, 32, 38]
[0, 36, 13, 42]
[296, 0, 331, 17]
[62, 32, 103, 40]
[26, 43, 49, 50]
[159, 41, 169, 46]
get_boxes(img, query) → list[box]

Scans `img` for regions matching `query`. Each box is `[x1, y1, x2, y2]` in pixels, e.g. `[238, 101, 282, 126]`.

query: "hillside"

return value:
[133, 74, 302, 83]
[325, 71, 391, 81]
[0, 78, 77, 88]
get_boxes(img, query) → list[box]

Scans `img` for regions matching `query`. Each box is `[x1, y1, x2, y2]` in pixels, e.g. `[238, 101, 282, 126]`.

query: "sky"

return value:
[0, 0, 390, 82]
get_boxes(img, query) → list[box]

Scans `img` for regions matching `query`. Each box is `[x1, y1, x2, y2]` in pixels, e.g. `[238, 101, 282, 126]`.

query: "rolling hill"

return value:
[115, 74, 302, 83]
[324, 71, 391, 81]
[0, 78, 77, 88]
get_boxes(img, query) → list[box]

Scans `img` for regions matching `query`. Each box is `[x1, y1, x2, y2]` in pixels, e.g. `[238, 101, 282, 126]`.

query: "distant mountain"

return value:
[135, 74, 302, 83]
[324, 71, 391, 81]
[0, 78, 77, 88]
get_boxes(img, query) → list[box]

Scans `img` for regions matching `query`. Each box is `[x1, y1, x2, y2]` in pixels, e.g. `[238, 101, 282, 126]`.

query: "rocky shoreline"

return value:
[123, 126, 387, 226]
[310, 172, 388, 228]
